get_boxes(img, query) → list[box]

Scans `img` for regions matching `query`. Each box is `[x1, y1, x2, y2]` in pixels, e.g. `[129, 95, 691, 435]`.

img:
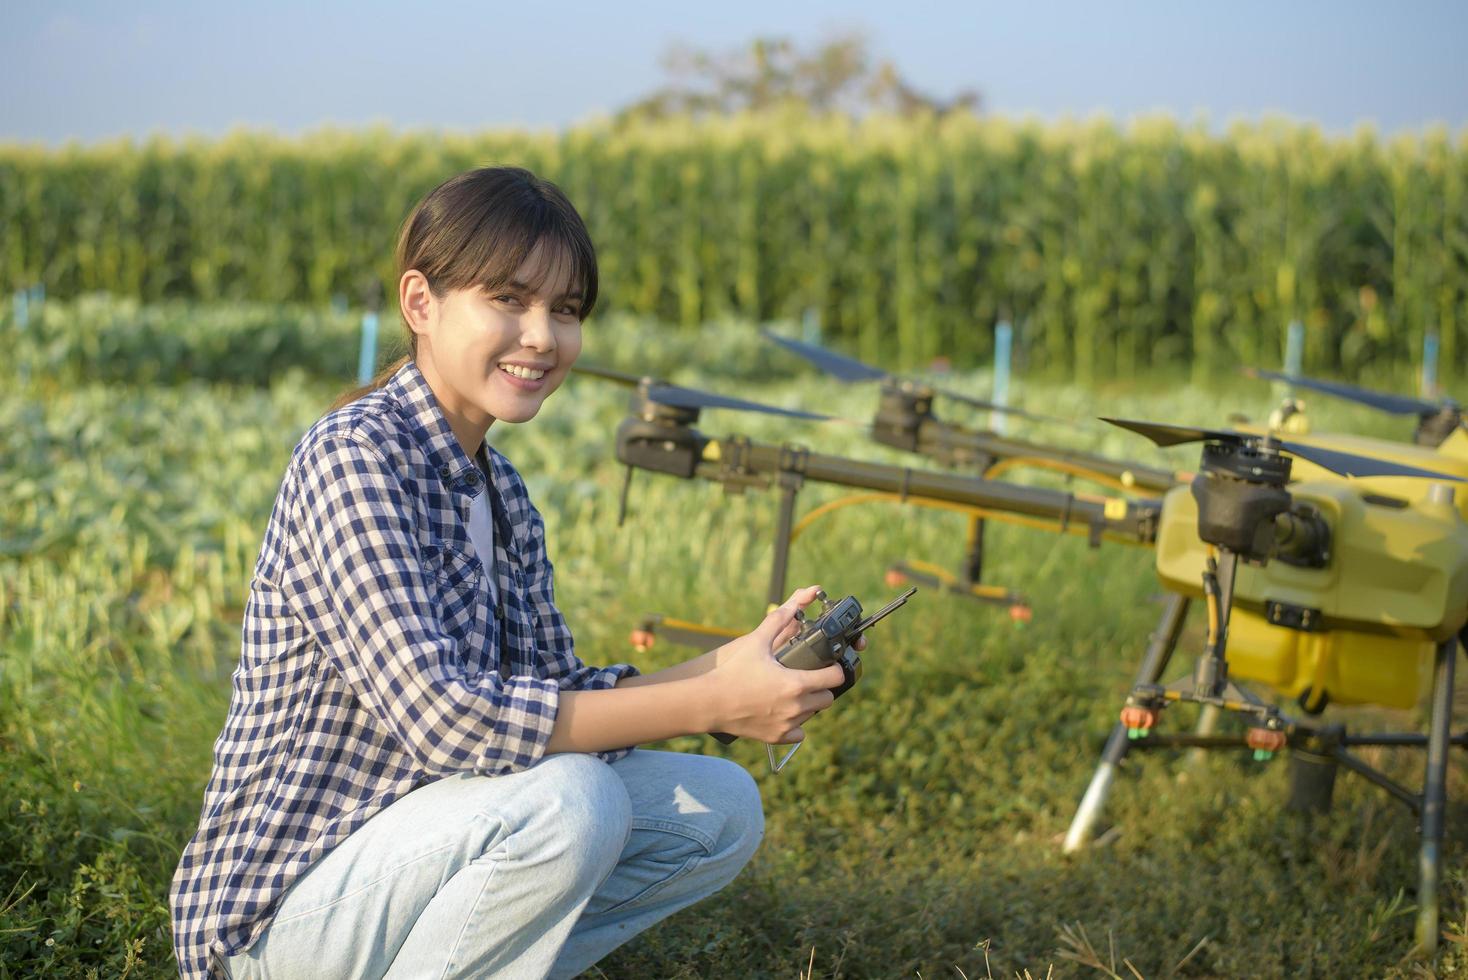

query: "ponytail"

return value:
[326, 354, 412, 414]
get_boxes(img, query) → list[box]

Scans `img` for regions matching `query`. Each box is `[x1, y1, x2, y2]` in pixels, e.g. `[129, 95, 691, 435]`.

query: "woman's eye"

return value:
[493, 294, 523, 306]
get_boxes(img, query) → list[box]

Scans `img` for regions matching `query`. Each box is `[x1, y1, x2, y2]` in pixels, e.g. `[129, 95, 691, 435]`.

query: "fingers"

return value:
[755, 585, 823, 642]
[787, 584, 824, 609]
[780, 694, 835, 742]
[793, 663, 845, 692]
[774, 726, 806, 745]
[772, 618, 803, 649]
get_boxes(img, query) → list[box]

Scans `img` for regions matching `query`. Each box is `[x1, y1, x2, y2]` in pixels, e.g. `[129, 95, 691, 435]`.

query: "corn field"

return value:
[3, 113, 1467, 382]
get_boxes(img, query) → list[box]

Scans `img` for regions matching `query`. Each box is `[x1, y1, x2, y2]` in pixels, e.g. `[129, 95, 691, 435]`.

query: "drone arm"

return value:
[691, 439, 1162, 545]
[615, 416, 711, 478]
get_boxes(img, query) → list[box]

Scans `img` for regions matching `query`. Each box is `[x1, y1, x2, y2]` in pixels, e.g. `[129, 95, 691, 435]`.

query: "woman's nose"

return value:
[520, 307, 557, 352]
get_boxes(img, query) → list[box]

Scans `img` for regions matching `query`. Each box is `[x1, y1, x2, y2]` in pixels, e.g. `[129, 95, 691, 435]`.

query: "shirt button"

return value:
[439, 466, 452, 481]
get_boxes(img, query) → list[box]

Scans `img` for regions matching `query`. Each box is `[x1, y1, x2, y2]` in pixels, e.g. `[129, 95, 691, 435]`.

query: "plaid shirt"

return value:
[169, 361, 637, 979]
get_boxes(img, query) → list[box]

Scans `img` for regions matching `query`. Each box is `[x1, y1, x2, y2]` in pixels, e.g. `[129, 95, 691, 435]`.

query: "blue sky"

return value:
[3, 0, 1465, 144]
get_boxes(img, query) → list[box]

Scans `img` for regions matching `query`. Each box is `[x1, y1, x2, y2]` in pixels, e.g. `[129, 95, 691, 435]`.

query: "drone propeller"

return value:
[643, 383, 832, 421]
[760, 332, 887, 383]
[762, 331, 1068, 424]
[1102, 417, 1464, 482]
[1244, 368, 1452, 417]
[573, 362, 834, 422]
[572, 362, 643, 386]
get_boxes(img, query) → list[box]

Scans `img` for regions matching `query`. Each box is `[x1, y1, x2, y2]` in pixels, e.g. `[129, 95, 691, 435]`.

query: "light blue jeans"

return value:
[223, 750, 764, 979]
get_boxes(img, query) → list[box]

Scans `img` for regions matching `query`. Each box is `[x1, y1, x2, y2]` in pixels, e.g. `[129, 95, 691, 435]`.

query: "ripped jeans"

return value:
[223, 750, 764, 979]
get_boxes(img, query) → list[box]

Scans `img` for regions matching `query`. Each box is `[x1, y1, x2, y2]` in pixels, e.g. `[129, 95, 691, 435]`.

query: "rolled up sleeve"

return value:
[292, 432, 559, 776]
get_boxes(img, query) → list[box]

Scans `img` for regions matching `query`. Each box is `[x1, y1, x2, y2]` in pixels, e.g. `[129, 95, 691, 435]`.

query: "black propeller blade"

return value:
[1280, 442, 1463, 481]
[1102, 419, 1240, 448]
[643, 384, 833, 421]
[761, 330, 1068, 424]
[920, 388, 1072, 424]
[573, 362, 833, 421]
[1102, 417, 1463, 482]
[572, 362, 642, 386]
[761, 332, 887, 383]
[1245, 368, 1449, 417]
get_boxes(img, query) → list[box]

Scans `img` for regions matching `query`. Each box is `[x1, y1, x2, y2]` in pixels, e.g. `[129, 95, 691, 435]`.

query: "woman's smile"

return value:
[497, 360, 552, 391]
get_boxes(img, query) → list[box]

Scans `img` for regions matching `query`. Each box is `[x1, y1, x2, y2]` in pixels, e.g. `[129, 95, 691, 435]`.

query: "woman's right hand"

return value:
[703, 585, 846, 744]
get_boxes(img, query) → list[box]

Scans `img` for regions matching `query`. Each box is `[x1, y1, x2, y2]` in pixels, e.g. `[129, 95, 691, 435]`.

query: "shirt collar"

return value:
[384, 360, 486, 493]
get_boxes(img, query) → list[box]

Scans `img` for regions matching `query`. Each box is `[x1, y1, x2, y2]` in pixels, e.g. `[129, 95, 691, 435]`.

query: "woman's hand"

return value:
[703, 585, 852, 744]
[554, 585, 875, 754]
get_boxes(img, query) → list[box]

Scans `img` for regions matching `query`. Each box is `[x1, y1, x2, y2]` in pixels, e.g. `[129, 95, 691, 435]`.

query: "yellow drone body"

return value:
[1071, 388, 1468, 955]
[1152, 428, 1468, 708]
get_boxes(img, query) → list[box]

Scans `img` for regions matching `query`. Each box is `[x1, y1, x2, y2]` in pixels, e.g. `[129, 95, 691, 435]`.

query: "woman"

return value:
[169, 166, 845, 979]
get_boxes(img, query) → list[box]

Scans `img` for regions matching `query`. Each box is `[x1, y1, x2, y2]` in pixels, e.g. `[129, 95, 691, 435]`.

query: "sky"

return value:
[3, 0, 1466, 144]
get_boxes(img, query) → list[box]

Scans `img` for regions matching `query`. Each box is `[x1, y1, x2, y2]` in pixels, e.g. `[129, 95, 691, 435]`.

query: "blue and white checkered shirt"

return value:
[169, 361, 637, 979]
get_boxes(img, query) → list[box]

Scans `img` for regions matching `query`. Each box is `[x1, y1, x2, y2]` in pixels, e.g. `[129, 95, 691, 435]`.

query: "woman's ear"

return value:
[400, 270, 434, 338]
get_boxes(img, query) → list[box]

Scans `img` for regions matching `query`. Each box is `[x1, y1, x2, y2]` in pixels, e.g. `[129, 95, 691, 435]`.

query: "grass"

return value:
[2, 305, 1467, 977]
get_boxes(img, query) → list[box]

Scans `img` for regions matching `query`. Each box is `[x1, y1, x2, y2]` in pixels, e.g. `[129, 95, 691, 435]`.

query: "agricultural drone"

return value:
[1060, 414, 1468, 955]
[581, 353, 1468, 953]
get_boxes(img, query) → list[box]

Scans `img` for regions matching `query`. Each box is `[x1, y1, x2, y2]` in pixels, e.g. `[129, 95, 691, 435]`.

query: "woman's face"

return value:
[408, 242, 584, 448]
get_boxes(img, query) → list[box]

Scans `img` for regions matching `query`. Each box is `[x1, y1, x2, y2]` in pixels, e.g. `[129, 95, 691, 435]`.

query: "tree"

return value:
[617, 31, 981, 121]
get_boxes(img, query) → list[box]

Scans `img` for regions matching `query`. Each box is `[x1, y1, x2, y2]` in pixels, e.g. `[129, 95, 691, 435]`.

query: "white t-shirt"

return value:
[467, 451, 495, 575]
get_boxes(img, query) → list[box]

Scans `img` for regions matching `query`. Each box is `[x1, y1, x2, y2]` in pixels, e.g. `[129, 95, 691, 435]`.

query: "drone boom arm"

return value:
[615, 416, 1160, 545]
[700, 440, 1159, 542]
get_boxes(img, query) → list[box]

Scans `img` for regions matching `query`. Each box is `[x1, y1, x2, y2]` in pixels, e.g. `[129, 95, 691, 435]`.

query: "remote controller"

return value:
[712, 587, 917, 744]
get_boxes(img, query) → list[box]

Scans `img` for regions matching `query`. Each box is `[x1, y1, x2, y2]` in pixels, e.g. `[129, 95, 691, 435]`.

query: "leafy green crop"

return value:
[2, 305, 1465, 977]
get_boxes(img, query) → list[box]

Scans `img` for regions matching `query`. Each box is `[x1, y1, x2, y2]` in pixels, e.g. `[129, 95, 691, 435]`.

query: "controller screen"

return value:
[821, 599, 861, 638]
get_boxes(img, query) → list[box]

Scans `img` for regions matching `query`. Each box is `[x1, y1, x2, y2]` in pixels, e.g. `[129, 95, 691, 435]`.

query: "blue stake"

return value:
[1423, 331, 1440, 401]
[801, 307, 821, 346]
[13, 288, 29, 383]
[992, 320, 1013, 435]
[28, 283, 44, 334]
[1281, 320, 1304, 400]
[358, 309, 380, 385]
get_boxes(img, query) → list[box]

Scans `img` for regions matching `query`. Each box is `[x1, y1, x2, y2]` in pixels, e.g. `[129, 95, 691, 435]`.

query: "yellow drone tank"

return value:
[1153, 478, 1468, 709]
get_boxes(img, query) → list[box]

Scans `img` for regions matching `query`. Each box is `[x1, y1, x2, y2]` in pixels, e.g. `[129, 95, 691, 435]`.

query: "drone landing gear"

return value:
[1064, 606, 1466, 956]
[629, 615, 741, 654]
[885, 514, 1033, 622]
[1062, 594, 1191, 853]
[884, 561, 1029, 619]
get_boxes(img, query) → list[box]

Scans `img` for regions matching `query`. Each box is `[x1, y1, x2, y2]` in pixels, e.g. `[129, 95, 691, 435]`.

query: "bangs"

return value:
[428, 176, 599, 318]
[476, 233, 593, 313]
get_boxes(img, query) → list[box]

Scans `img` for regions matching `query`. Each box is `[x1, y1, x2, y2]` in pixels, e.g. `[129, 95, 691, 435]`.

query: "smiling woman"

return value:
[404, 240, 586, 446]
[166, 166, 845, 980]
[326, 166, 599, 426]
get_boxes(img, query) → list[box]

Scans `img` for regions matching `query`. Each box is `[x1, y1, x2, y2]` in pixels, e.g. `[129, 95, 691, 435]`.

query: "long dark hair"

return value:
[329, 166, 597, 412]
